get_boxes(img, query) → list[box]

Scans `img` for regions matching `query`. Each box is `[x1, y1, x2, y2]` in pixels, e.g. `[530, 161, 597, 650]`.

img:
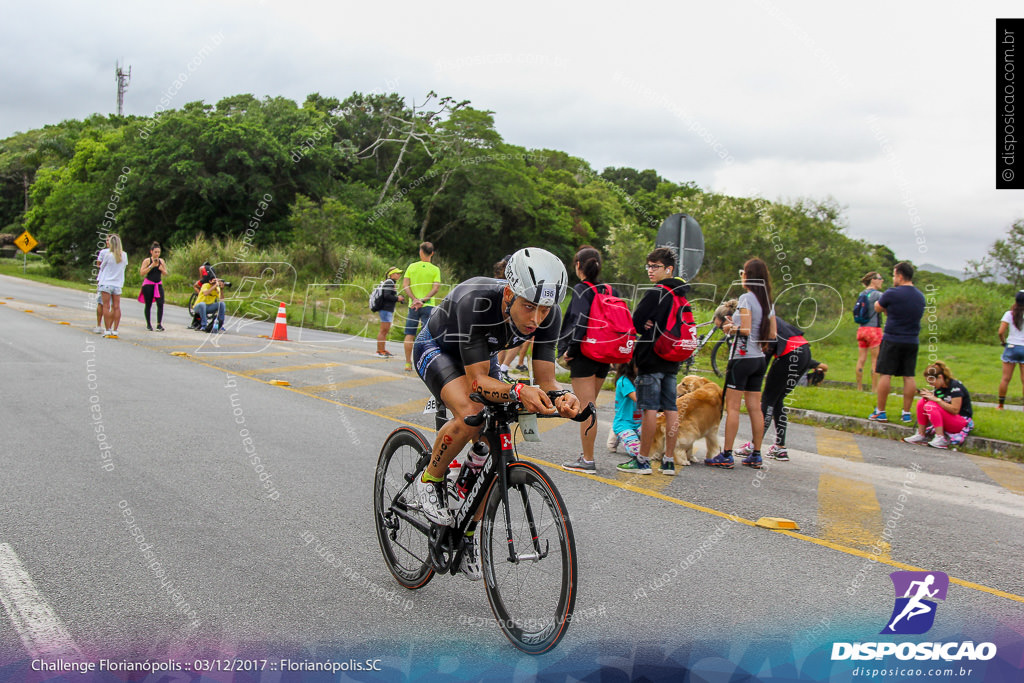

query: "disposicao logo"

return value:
[882, 570, 948, 635]
[831, 570, 997, 662]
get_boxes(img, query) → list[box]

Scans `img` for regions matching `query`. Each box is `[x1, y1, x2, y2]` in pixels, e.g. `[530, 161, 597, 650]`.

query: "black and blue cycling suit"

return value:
[413, 277, 562, 401]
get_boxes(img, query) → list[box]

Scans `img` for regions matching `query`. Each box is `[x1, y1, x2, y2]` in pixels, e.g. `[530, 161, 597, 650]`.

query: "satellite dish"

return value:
[656, 213, 704, 281]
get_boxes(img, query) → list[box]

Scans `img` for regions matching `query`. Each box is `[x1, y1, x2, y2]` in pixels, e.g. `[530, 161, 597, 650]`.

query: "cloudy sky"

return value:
[3, 0, 1021, 272]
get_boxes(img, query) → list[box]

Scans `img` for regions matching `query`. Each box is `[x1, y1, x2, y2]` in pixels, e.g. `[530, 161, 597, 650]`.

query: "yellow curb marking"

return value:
[245, 362, 341, 376]
[816, 428, 890, 559]
[965, 454, 1024, 496]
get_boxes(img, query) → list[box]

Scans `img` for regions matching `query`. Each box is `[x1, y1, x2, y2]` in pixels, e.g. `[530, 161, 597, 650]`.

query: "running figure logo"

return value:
[881, 571, 949, 635]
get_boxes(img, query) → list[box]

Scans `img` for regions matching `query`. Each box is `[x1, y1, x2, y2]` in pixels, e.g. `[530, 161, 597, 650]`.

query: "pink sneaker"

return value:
[734, 441, 754, 457]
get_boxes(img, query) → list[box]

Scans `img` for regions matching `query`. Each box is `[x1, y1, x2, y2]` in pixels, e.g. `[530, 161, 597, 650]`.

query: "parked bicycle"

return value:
[373, 392, 595, 654]
[681, 321, 734, 377]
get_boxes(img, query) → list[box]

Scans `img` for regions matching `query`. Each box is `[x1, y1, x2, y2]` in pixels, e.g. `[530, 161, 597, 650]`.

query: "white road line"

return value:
[0, 543, 82, 658]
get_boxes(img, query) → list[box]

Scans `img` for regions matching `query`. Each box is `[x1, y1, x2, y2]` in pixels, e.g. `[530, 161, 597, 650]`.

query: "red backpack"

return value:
[579, 283, 636, 364]
[653, 284, 698, 362]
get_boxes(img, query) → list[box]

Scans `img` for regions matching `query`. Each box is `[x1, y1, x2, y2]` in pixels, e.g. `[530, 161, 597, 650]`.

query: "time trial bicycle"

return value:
[373, 392, 595, 654]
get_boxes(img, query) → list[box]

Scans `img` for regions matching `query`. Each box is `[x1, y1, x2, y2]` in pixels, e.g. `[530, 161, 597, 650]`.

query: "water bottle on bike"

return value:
[454, 440, 489, 502]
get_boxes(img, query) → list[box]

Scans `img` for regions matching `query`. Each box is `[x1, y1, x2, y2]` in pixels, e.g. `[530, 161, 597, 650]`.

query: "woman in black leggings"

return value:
[138, 241, 168, 331]
[736, 316, 811, 461]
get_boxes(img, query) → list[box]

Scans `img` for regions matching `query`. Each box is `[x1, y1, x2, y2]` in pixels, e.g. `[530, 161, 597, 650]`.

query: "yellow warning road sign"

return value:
[15, 231, 38, 254]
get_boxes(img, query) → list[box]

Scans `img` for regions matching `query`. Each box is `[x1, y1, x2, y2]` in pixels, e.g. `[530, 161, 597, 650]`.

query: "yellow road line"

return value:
[816, 428, 890, 559]
[157, 342, 266, 350]
[171, 351, 1024, 606]
[302, 375, 404, 393]
[245, 362, 341, 376]
[180, 354, 426, 430]
[379, 397, 434, 419]
[189, 351, 295, 360]
[966, 454, 1024, 496]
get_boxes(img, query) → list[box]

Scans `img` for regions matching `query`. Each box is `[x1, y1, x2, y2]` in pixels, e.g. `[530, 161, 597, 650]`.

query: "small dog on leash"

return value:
[650, 375, 723, 467]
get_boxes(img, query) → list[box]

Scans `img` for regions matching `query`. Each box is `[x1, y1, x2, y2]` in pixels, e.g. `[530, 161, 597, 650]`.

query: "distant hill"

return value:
[918, 263, 965, 280]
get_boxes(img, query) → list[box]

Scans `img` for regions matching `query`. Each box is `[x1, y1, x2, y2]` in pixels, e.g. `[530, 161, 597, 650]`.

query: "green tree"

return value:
[966, 219, 1024, 287]
[23, 130, 129, 268]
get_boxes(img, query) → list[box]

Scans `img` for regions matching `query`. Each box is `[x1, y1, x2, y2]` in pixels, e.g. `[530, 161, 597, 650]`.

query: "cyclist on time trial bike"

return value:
[412, 248, 582, 578]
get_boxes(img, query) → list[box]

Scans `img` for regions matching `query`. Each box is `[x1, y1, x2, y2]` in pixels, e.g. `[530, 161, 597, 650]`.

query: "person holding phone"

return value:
[194, 273, 226, 333]
[138, 241, 168, 331]
[903, 361, 973, 449]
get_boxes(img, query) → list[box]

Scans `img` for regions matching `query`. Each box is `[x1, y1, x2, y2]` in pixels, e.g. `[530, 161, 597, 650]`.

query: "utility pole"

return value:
[115, 61, 131, 116]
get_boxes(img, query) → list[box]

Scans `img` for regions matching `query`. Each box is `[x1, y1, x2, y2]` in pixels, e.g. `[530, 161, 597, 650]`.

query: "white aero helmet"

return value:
[504, 248, 568, 307]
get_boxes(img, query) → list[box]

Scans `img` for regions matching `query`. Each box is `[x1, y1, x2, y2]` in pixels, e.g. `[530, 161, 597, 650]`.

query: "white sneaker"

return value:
[904, 433, 928, 445]
[460, 535, 482, 581]
[734, 441, 754, 457]
[103, 330, 116, 338]
[927, 435, 948, 449]
[92, 326, 104, 334]
[415, 477, 453, 526]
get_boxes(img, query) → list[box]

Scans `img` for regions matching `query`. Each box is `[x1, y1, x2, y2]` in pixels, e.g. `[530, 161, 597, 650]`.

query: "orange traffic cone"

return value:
[271, 302, 289, 341]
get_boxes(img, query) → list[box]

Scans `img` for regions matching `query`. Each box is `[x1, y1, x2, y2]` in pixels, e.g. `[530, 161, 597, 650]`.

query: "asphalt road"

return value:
[1, 275, 1022, 680]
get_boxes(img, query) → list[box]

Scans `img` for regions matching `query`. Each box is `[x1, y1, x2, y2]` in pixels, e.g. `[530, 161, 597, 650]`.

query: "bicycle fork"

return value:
[495, 426, 549, 565]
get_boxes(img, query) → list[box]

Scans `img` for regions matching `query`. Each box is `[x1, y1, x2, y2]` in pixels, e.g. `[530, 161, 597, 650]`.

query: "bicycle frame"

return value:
[681, 321, 721, 371]
[385, 396, 594, 575]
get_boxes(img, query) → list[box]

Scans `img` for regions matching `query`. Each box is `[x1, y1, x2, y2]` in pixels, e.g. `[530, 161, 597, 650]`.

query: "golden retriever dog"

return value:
[649, 375, 723, 466]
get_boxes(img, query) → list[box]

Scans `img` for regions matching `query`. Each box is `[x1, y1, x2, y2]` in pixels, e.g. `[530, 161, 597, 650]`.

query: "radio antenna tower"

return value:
[115, 61, 131, 115]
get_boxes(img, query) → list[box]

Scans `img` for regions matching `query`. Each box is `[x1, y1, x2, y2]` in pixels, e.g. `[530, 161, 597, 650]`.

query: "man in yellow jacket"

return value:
[195, 274, 227, 333]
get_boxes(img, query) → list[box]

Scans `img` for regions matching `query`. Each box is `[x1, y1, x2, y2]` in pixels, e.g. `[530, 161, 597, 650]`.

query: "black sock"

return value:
[724, 449, 733, 458]
[752, 450, 761, 458]
[999, 396, 1006, 407]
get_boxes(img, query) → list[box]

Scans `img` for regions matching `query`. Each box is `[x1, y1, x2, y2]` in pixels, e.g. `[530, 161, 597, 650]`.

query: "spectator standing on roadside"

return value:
[855, 271, 885, 392]
[617, 247, 690, 476]
[707, 258, 777, 470]
[559, 246, 619, 471]
[402, 242, 441, 372]
[997, 290, 1024, 410]
[96, 234, 128, 338]
[138, 241, 168, 331]
[735, 314, 810, 462]
[375, 267, 405, 358]
[869, 262, 926, 423]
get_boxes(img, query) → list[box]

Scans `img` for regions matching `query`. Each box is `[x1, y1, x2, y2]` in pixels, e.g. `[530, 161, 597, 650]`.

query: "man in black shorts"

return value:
[412, 248, 581, 578]
[869, 261, 926, 423]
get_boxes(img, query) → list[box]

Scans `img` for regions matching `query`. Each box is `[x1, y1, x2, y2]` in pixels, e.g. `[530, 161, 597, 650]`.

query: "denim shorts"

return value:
[97, 284, 122, 296]
[636, 372, 677, 412]
[378, 310, 394, 324]
[403, 305, 434, 336]
[1003, 344, 1024, 364]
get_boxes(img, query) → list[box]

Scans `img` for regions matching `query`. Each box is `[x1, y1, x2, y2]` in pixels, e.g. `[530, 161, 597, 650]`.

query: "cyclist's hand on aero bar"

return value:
[551, 392, 580, 419]
[517, 384, 554, 415]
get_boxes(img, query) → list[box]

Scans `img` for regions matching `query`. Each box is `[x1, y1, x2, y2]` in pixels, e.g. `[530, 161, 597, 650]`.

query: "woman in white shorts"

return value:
[96, 235, 128, 338]
[997, 290, 1024, 409]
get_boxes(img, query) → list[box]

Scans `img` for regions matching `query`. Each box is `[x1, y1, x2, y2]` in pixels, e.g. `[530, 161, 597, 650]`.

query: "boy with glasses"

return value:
[616, 248, 690, 475]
